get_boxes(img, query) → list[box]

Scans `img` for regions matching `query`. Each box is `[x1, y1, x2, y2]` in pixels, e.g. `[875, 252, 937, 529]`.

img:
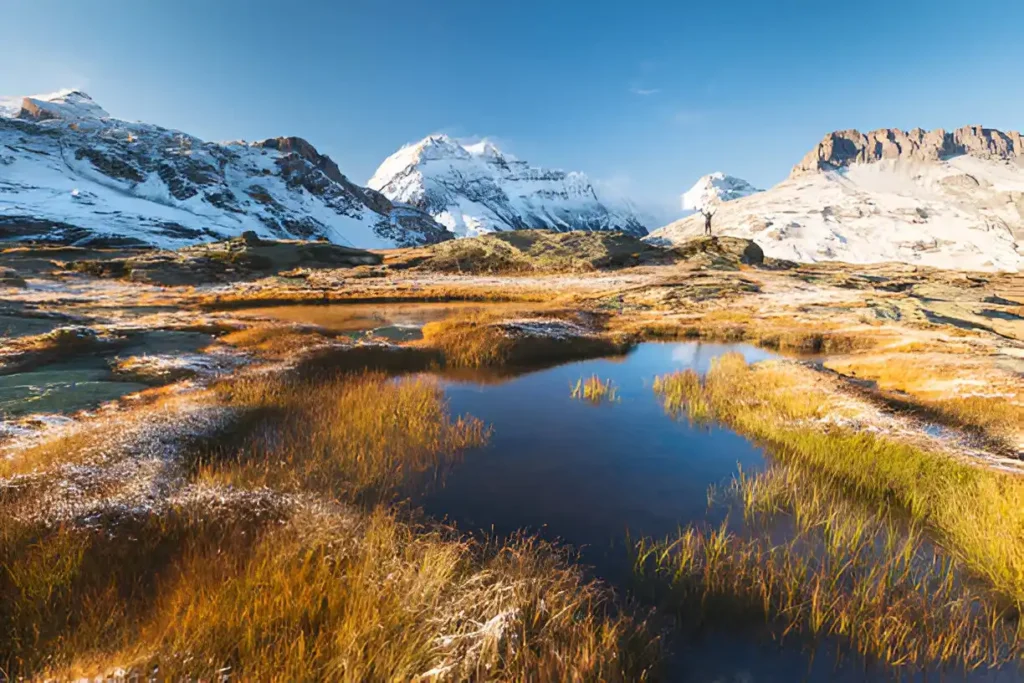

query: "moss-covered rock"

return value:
[670, 236, 765, 270]
[67, 234, 383, 286]
[390, 230, 675, 274]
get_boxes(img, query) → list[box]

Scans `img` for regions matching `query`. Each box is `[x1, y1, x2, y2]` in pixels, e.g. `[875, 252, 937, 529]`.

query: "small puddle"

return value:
[232, 302, 524, 341]
[0, 330, 215, 423]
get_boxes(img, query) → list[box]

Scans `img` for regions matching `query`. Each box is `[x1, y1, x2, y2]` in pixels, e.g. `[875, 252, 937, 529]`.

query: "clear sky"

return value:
[3, 0, 1022, 220]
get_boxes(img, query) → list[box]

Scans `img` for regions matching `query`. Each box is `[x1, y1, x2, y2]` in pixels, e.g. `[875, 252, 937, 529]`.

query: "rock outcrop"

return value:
[391, 229, 673, 274]
[69, 233, 383, 286]
[792, 126, 1024, 176]
[671, 236, 765, 270]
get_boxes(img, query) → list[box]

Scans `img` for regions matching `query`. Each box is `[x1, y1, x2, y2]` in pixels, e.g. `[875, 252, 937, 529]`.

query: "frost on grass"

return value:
[495, 317, 594, 340]
[111, 349, 246, 384]
[1, 394, 238, 525]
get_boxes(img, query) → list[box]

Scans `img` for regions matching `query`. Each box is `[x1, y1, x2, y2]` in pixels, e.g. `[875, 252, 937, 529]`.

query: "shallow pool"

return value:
[417, 342, 775, 578]
[414, 341, 1017, 682]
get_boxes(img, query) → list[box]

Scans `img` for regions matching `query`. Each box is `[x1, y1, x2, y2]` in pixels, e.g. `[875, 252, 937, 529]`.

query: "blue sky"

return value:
[2, 0, 1022, 219]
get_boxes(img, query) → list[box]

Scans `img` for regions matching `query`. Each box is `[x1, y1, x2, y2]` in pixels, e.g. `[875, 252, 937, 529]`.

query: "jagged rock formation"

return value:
[368, 134, 648, 238]
[0, 90, 451, 248]
[649, 126, 1024, 272]
[792, 126, 1024, 175]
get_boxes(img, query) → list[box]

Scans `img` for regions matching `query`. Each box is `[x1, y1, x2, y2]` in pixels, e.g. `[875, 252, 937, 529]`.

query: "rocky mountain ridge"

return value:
[792, 125, 1024, 176]
[649, 126, 1024, 272]
[0, 90, 450, 248]
[368, 134, 648, 238]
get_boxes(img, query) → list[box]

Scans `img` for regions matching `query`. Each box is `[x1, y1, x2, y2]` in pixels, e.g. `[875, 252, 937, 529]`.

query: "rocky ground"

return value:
[1, 231, 1021, 455]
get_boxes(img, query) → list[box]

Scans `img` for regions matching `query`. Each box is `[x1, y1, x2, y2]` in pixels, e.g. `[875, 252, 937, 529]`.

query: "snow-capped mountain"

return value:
[681, 172, 762, 212]
[649, 126, 1024, 272]
[0, 90, 450, 249]
[367, 134, 648, 238]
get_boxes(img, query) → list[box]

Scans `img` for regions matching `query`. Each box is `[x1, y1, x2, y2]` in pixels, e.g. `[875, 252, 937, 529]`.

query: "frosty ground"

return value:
[1, 234, 1023, 679]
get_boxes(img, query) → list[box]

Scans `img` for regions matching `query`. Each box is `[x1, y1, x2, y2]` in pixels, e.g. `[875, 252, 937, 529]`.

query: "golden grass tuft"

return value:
[115, 509, 658, 682]
[571, 375, 619, 405]
[1, 503, 659, 681]
[420, 312, 628, 369]
[204, 371, 489, 503]
[653, 354, 1024, 607]
[635, 465, 1019, 671]
[217, 324, 334, 356]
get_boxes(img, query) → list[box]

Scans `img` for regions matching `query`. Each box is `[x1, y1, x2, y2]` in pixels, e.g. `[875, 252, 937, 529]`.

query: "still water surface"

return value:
[413, 341, 1014, 683]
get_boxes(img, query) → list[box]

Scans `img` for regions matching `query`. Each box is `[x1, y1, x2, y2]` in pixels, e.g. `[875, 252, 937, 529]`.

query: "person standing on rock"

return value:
[700, 208, 715, 237]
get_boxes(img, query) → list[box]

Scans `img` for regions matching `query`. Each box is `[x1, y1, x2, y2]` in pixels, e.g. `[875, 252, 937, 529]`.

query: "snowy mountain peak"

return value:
[0, 89, 110, 121]
[681, 172, 763, 212]
[0, 89, 450, 249]
[368, 134, 648, 238]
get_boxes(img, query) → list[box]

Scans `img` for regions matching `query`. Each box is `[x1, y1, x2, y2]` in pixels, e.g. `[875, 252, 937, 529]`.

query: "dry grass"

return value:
[119, 509, 657, 682]
[420, 312, 628, 368]
[217, 324, 335, 356]
[635, 465, 1019, 671]
[195, 281, 550, 310]
[825, 353, 1024, 449]
[653, 354, 1024, 607]
[0, 499, 277, 678]
[1, 502, 659, 681]
[571, 375, 619, 405]
[616, 312, 886, 354]
[1, 367, 660, 679]
[204, 372, 489, 504]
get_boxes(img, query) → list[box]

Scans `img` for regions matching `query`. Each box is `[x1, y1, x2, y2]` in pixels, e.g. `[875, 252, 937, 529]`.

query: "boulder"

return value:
[671, 236, 765, 270]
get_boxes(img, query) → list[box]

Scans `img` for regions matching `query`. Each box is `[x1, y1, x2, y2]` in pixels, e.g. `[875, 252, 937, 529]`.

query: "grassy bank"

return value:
[618, 311, 886, 354]
[652, 354, 1024, 606]
[203, 371, 488, 504]
[1, 369, 660, 680]
[635, 465, 1019, 670]
[421, 311, 629, 368]
[825, 353, 1024, 451]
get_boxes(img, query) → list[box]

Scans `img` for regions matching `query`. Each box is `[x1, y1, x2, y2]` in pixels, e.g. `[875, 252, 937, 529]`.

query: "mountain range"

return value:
[650, 126, 1024, 271]
[2, 89, 1022, 271]
[367, 134, 647, 238]
[0, 90, 458, 249]
[0, 90, 647, 249]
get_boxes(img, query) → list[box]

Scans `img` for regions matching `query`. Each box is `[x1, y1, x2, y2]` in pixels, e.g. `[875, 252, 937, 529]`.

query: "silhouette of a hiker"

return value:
[699, 208, 716, 236]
